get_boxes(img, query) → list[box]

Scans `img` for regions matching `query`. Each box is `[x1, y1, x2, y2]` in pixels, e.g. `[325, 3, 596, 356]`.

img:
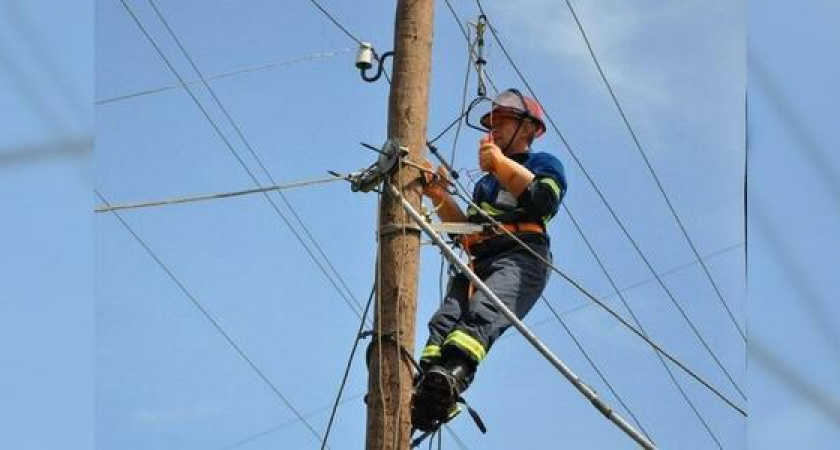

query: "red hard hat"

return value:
[480, 89, 546, 138]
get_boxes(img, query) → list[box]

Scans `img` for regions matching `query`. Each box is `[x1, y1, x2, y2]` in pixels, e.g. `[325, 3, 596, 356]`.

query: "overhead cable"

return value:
[119, 0, 365, 319]
[473, 0, 746, 402]
[561, 0, 745, 341]
[94, 175, 346, 213]
[96, 189, 326, 445]
[96, 49, 353, 105]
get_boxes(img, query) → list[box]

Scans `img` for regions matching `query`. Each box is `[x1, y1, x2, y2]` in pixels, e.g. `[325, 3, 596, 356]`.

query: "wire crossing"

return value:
[119, 0, 366, 319]
[447, 174, 746, 416]
[145, 0, 368, 323]
[392, 184, 656, 449]
[96, 189, 327, 446]
[563, 207, 724, 448]
[561, 0, 745, 341]
[473, 0, 747, 403]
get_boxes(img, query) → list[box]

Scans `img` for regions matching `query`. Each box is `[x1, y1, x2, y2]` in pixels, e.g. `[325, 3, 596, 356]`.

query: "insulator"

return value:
[355, 42, 374, 70]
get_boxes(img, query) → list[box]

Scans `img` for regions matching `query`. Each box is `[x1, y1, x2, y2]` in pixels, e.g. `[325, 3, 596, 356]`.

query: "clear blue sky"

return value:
[1, 1, 838, 449]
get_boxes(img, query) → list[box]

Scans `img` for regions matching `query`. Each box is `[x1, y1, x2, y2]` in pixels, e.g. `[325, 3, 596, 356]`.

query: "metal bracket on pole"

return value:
[348, 139, 407, 192]
[388, 183, 657, 450]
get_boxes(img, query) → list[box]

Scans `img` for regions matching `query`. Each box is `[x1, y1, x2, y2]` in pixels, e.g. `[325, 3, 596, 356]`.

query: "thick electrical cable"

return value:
[120, 0, 364, 320]
[96, 190, 326, 445]
[320, 280, 377, 450]
[473, 0, 746, 402]
[94, 175, 346, 213]
[561, 0, 745, 341]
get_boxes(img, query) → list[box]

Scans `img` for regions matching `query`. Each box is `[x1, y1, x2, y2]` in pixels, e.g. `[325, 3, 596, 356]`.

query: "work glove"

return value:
[478, 136, 504, 173]
[478, 135, 535, 197]
[421, 162, 451, 203]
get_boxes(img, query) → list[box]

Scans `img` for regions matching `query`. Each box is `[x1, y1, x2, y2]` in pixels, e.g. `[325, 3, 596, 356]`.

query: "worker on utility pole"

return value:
[412, 88, 568, 431]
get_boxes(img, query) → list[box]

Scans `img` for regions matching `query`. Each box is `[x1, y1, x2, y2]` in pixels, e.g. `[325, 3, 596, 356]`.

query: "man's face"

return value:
[488, 112, 535, 151]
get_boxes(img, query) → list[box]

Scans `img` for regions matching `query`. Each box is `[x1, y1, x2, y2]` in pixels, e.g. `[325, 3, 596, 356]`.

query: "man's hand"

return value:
[421, 162, 451, 202]
[479, 136, 504, 173]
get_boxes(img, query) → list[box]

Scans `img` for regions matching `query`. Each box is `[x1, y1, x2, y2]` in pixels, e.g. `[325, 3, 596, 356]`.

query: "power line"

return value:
[435, 19, 652, 435]
[96, 189, 326, 445]
[473, 0, 746, 403]
[562, 206, 723, 448]
[545, 242, 745, 320]
[306, 0, 363, 45]
[96, 49, 353, 105]
[119, 0, 365, 319]
[219, 393, 365, 450]
[541, 295, 654, 442]
[561, 0, 745, 341]
[320, 279, 377, 449]
[94, 175, 346, 213]
[448, 177, 746, 416]
[145, 0, 367, 323]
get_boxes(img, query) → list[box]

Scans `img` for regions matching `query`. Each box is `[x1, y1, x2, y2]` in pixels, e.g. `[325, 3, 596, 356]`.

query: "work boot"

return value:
[411, 348, 477, 431]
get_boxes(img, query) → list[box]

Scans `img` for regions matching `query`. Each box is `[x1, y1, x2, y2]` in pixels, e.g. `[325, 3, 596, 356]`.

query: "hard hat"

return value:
[479, 89, 547, 138]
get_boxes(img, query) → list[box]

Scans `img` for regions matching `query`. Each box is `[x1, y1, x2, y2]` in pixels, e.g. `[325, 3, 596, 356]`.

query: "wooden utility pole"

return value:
[366, 1, 434, 449]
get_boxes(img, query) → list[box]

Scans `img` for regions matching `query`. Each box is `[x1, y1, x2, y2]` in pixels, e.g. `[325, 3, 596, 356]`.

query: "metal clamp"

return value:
[379, 222, 423, 238]
[349, 139, 407, 192]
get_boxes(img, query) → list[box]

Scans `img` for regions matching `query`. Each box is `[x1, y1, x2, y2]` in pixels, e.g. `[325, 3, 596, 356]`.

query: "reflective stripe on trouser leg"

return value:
[443, 329, 487, 362]
[421, 344, 441, 361]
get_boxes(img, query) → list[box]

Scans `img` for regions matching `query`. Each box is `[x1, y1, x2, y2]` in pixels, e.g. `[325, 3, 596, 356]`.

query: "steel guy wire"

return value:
[96, 189, 326, 446]
[561, 0, 745, 341]
[96, 49, 354, 105]
[541, 294, 654, 442]
[446, 178, 746, 416]
[473, 0, 747, 402]
[119, 0, 364, 319]
[146, 0, 366, 321]
[562, 206, 723, 448]
[94, 175, 347, 213]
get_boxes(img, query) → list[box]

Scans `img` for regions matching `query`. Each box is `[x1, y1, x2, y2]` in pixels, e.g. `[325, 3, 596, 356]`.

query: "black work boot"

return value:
[411, 347, 477, 432]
